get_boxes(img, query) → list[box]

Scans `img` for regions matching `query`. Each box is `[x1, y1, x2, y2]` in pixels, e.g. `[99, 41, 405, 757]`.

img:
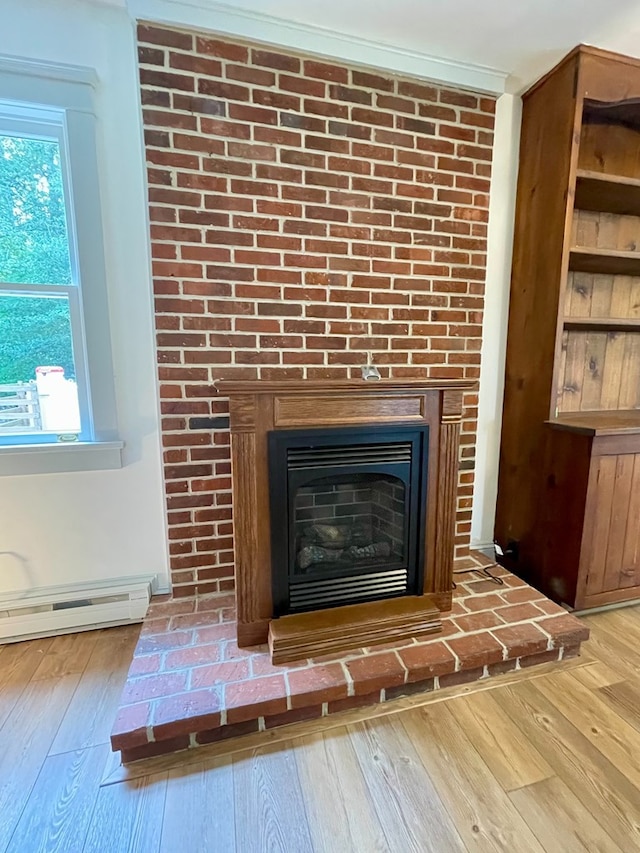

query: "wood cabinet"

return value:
[496, 45, 640, 610]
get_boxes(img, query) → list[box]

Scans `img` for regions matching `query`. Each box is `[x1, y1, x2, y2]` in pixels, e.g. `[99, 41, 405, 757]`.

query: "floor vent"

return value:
[0, 576, 154, 643]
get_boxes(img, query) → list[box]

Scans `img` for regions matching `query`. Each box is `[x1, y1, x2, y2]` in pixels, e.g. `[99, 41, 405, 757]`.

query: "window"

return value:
[0, 58, 121, 472]
[0, 106, 89, 442]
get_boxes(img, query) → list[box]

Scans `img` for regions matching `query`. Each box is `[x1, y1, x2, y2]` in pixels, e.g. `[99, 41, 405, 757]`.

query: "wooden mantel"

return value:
[216, 378, 473, 649]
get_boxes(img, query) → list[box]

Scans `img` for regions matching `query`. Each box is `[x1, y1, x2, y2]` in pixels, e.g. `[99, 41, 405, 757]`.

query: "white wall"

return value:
[471, 93, 521, 549]
[0, 0, 169, 594]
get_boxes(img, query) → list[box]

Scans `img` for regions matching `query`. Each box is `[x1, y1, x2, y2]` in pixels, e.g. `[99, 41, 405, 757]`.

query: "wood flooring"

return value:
[1, 607, 640, 852]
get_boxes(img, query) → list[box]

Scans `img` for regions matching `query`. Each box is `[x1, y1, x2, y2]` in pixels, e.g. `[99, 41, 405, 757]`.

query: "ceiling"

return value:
[198, 0, 640, 91]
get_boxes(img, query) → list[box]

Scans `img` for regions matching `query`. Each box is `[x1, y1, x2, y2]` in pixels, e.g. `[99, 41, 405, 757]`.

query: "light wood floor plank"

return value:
[348, 716, 467, 853]
[5, 744, 109, 853]
[598, 606, 640, 643]
[597, 678, 640, 734]
[402, 701, 545, 851]
[160, 757, 235, 852]
[31, 630, 100, 681]
[0, 637, 53, 730]
[233, 743, 314, 853]
[570, 659, 625, 689]
[50, 626, 140, 755]
[294, 730, 389, 853]
[498, 680, 640, 849]
[446, 687, 553, 791]
[580, 617, 640, 680]
[535, 670, 640, 789]
[82, 773, 167, 853]
[0, 674, 79, 850]
[510, 775, 624, 853]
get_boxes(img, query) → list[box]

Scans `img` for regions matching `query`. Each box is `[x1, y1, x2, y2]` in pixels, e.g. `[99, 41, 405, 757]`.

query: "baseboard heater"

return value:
[0, 575, 155, 643]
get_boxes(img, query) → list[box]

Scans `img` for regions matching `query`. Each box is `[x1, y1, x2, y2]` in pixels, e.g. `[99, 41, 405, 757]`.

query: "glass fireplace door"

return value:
[268, 426, 429, 615]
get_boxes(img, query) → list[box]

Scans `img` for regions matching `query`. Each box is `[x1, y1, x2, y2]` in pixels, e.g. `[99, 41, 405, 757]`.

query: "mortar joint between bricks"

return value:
[340, 661, 355, 697]
[284, 673, 293, 711]
[533, 621, 557, 648]
[489, 632, 509, 661]
[392, 649, 409, 684]
[442, 641, 461, 672]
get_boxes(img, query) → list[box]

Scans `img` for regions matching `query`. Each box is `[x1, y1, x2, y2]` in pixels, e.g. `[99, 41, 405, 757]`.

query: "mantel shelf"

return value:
[563, 317, 640, 331]
[575, 169, 640, 216]
[569, 246, 640, 275]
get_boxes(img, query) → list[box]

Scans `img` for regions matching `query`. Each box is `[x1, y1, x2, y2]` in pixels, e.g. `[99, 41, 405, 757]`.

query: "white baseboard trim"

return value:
[0, 573, 156, 643]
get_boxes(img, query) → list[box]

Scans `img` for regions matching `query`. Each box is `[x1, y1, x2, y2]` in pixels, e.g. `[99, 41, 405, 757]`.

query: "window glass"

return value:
[0, 292, 80, 435]
[0, 120, 86, 442]
[0, 133, 73, 285]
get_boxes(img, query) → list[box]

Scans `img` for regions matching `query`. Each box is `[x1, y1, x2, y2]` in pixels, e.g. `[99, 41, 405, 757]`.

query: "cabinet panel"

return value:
[578, 122, 640, 180]
[564, 270, 640, 320]
[584, 453, 640, 596]
[557, 330, 640, 412]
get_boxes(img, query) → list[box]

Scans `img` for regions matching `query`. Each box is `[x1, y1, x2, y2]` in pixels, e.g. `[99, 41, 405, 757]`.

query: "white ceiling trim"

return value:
[129, 0, 508, 94]
[0, 55, 98, 88]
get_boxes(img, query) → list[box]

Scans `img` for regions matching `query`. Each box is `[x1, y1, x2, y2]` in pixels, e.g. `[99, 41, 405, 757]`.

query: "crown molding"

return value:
[128, 0, 508, 94]
[0, 55, 98, 88]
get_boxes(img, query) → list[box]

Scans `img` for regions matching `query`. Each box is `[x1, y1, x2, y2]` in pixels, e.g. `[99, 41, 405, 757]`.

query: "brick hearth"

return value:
[111, 554, 589, 762]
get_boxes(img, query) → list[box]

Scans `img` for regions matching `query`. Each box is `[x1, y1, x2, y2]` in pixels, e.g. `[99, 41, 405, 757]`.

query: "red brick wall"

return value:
[137, 22, 496, 597]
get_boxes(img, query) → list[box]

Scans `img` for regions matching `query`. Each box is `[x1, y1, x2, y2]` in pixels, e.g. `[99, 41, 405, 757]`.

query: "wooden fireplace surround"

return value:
[216, 379, 472, 655]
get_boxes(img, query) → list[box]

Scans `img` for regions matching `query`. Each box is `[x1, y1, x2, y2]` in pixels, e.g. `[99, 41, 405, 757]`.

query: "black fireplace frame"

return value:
[268, 424, 429, 616]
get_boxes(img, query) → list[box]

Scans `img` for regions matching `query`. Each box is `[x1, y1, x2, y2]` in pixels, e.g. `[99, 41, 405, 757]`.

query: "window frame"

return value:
[0, 108, 93, 444]
[0, 56, 122, 473]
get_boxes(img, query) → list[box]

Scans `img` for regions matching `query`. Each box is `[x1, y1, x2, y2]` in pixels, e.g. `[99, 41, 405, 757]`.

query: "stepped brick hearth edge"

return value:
[111, 553, 589, 763]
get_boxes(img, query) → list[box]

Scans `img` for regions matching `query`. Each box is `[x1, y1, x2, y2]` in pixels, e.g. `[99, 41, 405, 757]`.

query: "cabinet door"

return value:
[583, 453, 640, 600]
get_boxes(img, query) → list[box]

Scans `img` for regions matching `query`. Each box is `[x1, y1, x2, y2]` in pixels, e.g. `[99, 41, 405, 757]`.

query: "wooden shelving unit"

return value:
[496, 45, 640, 611]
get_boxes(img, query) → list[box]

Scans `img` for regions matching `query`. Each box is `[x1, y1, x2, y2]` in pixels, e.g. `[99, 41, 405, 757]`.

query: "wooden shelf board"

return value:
[569, 246, 640, 275]
[563, 317, 640, 331]
[547, 409, 640, 435]
[575, 169, 640, 216]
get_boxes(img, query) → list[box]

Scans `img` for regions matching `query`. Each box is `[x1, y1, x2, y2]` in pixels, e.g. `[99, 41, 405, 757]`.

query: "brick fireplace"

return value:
[109, 24, 593, 764]
[137, 23, 496, 598]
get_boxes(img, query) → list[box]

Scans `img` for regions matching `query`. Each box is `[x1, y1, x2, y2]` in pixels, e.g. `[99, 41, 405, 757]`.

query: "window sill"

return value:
[0, 440, 124, 476]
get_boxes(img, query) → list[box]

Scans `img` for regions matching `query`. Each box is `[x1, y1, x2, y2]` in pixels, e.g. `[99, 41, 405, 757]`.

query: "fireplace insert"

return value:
[268, 425, 429, 616]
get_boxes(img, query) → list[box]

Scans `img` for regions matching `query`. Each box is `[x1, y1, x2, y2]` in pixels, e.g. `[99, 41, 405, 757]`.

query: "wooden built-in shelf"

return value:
[569, 246, 640, 275]
[498, 47, 640, 613]
[563, 317, 640, 331]
[575, 169, 640, 216]
[547, 409, 640, 435]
